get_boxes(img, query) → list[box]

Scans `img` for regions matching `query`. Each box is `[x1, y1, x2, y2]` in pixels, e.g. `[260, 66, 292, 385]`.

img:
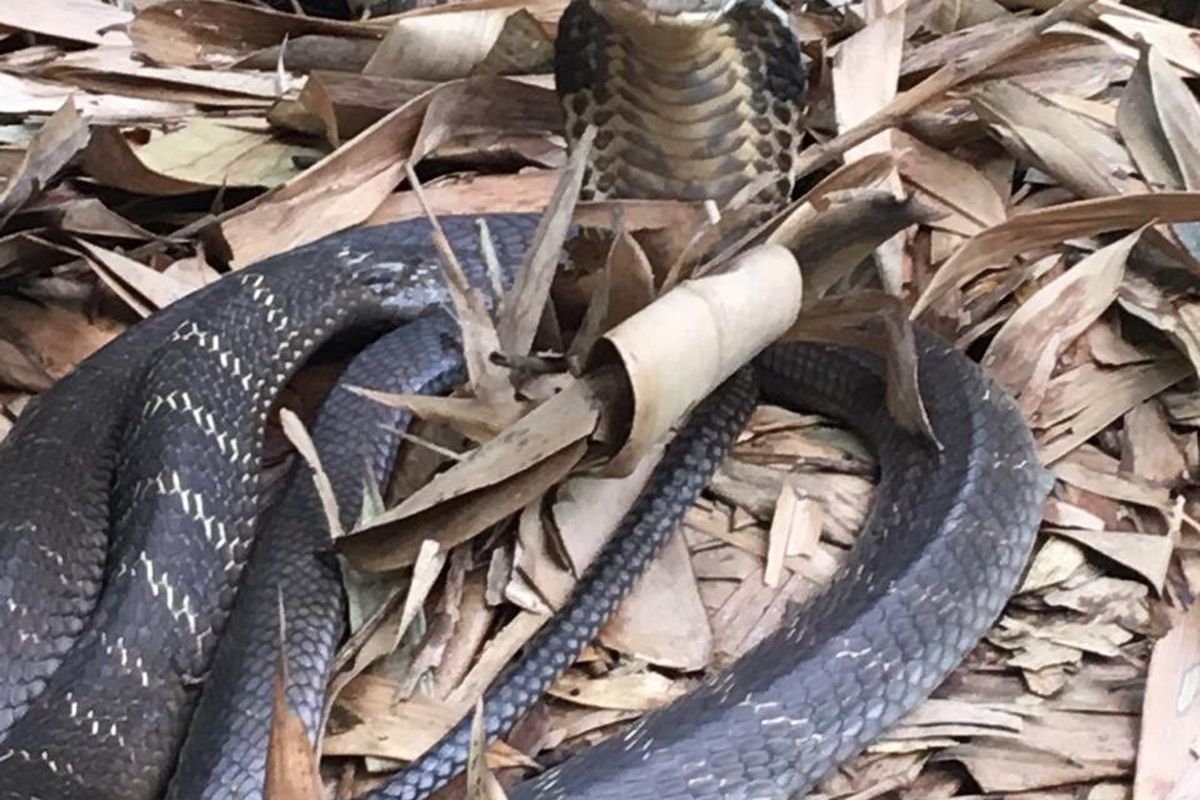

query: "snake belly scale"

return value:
[0, 0, 1052, 799]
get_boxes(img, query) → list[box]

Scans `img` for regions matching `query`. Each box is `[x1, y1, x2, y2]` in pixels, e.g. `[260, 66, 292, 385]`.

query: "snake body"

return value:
[0, 0, 1052, 798]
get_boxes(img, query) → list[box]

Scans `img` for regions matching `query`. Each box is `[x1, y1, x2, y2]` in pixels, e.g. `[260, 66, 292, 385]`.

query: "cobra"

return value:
[0, 1, 1053, 799]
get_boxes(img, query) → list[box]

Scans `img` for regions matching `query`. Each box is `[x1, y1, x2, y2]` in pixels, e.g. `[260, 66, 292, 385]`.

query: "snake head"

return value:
[587, 0, 743, 26]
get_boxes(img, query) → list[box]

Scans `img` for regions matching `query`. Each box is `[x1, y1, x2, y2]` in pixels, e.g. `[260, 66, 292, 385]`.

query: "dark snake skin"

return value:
[0, 0, 1053, 796]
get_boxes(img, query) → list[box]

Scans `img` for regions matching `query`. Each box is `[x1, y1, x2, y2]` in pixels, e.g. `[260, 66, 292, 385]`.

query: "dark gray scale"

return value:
[0, 215, 540, 800]
[164, 313, 467, 800]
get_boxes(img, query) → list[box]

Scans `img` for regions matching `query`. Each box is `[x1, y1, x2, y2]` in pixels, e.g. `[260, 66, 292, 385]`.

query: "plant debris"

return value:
[2, 1, 1200, 799]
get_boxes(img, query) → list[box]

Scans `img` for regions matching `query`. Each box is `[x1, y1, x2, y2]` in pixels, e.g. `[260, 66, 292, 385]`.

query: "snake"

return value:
[0, 0, 1054, 798]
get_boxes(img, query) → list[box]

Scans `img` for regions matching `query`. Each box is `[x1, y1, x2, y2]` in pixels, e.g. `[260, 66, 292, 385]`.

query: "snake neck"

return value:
[555, 0, 807, 206]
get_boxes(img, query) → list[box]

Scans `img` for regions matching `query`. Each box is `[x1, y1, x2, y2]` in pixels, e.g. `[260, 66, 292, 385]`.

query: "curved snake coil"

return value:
[0, 0, 1053, 796]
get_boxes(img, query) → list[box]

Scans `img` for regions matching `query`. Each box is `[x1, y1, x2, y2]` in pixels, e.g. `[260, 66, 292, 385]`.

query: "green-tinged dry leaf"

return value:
[914, 192, 1200, 318]
[85, 120, 323, 194]
[984, 227, 1141, 396]
[0, 99, 89, 223]
[326, 540, 447, 729]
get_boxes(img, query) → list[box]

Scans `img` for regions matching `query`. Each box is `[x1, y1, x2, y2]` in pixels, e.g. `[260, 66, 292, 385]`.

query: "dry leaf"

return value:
[0, 99, 89, 223]
[264, 615, 322, 800]
[914, 192, 1200, 319]
[129, 0, 385, 68]
[984, 227, 1141, 396]
[1118, 42, 1200, 257]
[364, 8, 553, 81]
[0, 0, 132, 47]
[1134, 604, 1200, 800]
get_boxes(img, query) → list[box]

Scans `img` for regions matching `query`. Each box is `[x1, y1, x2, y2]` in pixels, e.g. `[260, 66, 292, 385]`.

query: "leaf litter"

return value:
[3, 1, 1200, 799]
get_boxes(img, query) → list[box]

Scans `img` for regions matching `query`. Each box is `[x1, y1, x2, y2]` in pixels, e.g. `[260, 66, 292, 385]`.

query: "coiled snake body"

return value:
[0, 1, 1052, 798]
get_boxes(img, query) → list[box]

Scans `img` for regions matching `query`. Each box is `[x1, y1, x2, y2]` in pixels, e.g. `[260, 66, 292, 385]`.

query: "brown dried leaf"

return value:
[1038, 357, 1192, 464]
[968, 80, 1142, 198]
[1118, 272, 1200, 377]
[129, 0, 385, 68]
[1118, 43, 1200, 257]
[210, 87, 435, 267]
[496, 123, 593, 356]
[769, 191, 939, 301]
[81, 128, 210, 197]
[339, 438, 585, 573]
[509, 444, 662, 607]
[1135, 604, 1200, 800]
[0, 73, 193, 123]
[364, 8, 553, 81]
[43, 48, 289, 106]
[1019, 537, 1088, 594]
[598, 532, 713, 671]
[369, 172, 560, 225]
[984, 227, 1141, 396]
[264, 642, 322, 800]
[466, 698, 508, 800]
[1049, 529, 1173, 593]
[324, 676, 530, 766]
[895, 130, 1007, 233]
[914, 192, 1200, 319]
[0, 297, 122, 388]
[1095, 2, 1200, 77]
[299, 71, 435, 145]
[0, 99, 89, 223]
[547, 670, 687, 712]
[0, 0, 132, 47]
[351, 368, 606, 528]
[75, 239, 202, 313]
